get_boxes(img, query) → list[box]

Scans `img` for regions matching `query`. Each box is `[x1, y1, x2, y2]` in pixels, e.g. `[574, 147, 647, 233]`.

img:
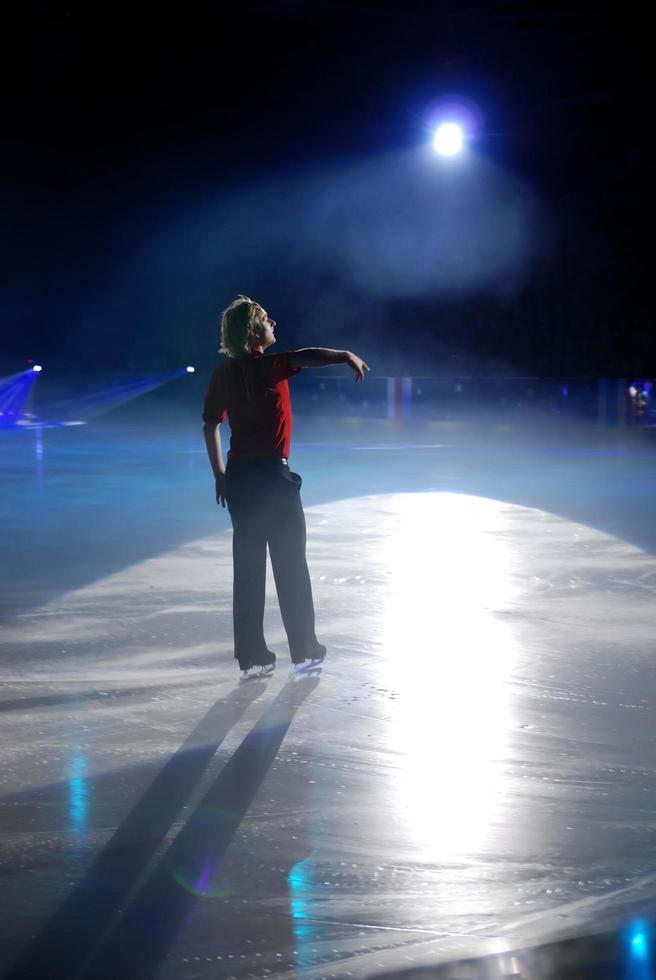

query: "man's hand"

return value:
[345, 352, 370, 382]
[203, 423, 226, 506]
[215, 473, 226, 508]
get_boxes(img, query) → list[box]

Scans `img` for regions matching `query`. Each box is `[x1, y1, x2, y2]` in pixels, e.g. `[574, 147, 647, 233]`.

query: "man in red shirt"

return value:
[203, 295, 369, 676]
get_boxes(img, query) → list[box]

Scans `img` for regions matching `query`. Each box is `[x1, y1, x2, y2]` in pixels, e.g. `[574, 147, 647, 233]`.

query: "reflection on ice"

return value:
[68, 755, 88, 833]
[5, 482, 656, 978]
[380, 493, 518, 860]
[627, 919, 654, 980]
[289, 858, 321, 970]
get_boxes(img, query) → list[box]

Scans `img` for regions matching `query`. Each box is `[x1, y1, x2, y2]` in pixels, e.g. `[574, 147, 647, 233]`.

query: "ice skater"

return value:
[203, 295, 369, 677]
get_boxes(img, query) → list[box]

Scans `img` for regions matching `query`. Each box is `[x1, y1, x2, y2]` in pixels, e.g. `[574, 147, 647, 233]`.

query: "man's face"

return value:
[255, 308, 276, 349]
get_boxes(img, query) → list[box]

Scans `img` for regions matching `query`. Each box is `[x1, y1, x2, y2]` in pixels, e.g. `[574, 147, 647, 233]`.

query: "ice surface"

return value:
[2, 421, 656, 978]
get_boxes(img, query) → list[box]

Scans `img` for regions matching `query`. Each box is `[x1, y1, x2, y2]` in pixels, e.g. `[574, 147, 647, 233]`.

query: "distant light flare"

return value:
[2, 367, 193, 427]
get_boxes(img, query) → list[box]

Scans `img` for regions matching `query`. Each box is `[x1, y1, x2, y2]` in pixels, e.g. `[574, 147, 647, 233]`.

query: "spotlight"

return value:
[426, 96, 482, 157]
[32, 365, 43, 373]
[186, 366, 195, 373]
[433, 122, 464, 156]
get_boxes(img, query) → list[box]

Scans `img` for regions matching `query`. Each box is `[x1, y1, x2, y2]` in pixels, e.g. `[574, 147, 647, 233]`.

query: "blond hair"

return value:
[219, 295, 265, 357]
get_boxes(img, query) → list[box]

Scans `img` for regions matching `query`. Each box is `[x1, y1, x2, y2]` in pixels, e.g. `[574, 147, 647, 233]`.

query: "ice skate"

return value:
[290, 644, 326, 676]
[239, 650, 276, 680]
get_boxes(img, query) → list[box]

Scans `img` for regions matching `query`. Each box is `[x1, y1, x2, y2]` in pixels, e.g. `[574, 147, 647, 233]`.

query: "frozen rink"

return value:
[2, 411, 656, 978]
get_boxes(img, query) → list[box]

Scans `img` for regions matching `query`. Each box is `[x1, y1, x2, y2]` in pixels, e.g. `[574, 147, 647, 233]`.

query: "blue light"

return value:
[632, 932, 648, 960]
[624, 920, 655, 980]
[45, 370, 186, 423]
[288, 861, 309, 920]
[68, 756, 88, 832]
[0, 370, 38, 424]
[288, 859, 319, 968]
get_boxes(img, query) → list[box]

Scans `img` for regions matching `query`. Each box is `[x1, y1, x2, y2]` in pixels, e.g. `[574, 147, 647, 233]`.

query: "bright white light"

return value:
[433, 122, 464, 156]
[32, 365, 43, 372]
[186, 366, 195, 374]
[380, 493, 517, 860]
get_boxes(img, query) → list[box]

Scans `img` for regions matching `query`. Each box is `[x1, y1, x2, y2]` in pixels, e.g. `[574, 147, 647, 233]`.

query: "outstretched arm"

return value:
[289, 348, 370, 381]
[202, 422, 226, 507]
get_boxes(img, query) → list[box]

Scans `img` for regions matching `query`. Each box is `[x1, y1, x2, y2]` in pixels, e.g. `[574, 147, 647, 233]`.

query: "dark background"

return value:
[3, 2, 653, 377]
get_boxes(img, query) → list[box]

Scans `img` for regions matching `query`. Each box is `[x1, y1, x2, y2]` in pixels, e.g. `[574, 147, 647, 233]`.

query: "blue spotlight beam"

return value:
[0, 370, 28, 387]
[46, 369, 191, 422]
[0, 371, 37, 418]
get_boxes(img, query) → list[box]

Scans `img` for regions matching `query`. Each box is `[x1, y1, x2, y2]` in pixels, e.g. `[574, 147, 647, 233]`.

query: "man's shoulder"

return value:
[210, 358, 233, 379]
[270, 351, 302, 379]
[266, 350, 301, 367]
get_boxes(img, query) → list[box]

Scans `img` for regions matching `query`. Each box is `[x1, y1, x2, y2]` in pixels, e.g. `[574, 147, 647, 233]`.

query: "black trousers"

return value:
[224, 458, 320, 664]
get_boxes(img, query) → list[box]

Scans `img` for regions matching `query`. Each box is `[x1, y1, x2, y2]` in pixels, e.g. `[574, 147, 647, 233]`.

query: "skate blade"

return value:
[241, 663, 275, 681]
[290, 660, 323, 677]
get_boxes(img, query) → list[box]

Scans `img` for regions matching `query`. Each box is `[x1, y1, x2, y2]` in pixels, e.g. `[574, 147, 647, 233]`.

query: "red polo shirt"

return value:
[202, 351, 302, 459]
